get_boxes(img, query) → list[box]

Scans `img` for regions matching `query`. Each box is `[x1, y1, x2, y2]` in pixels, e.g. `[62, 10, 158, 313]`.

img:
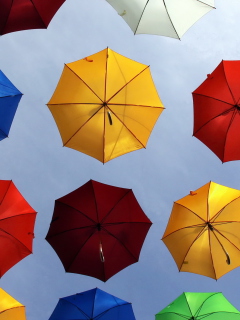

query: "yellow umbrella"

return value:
[162, 181, 240, 279]
[0, 288, 26, 319]
[47, 48, 164, 163]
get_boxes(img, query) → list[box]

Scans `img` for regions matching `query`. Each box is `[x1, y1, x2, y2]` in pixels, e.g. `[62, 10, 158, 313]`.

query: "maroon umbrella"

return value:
[0, 0, 66, 35]
[45, 180, 152, 282]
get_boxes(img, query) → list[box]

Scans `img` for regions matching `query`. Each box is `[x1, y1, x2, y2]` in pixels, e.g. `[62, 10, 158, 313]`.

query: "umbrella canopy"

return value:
[0, 288, 26, 319]
[0, 180, 37, 277]
[48, 288, 136, 320]
[105, 0, 215, 39]
[162, 181, 240, 279]
[45, 179, 152, 281]
[0, 70, 22, 141]
[156, 292, 240, 320]
[193, 60, 240, 163]
[47, 47, 164, 163]
[0, 0, 66, 35]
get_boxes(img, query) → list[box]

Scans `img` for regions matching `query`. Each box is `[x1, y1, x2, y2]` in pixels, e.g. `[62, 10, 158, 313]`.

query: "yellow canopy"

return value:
[162, 181, 240, 279]
[47, 48, 164, 163]
[0, 288, 26, 319]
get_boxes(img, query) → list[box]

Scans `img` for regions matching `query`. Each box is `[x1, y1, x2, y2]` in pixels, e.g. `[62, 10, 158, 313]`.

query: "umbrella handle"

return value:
[99, 243, 105, 263]
[107, 111, 113, 125]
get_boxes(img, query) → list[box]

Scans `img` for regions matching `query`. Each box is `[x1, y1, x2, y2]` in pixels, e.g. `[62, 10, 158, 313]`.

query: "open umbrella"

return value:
[193, 60, 240, 162]
[162, 181, 240, 279]
[48, 288, 136, 320]
[156, 292, 240, 320]
[0, 288, 26, 319]
[0, 0, 66, 35]
[0, 180, 37, 277]
[47, 47, 164, 163]
[105, 0, 215, 39]
[46, 179, 152, 281]
[0, 70, 22, 141]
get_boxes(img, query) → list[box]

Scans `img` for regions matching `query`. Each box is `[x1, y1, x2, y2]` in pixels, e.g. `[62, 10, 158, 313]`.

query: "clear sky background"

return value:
[1, 0, 240, 319]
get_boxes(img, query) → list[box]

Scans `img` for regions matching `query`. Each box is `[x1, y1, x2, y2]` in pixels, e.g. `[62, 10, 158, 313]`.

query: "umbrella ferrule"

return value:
[207, 222, 214, 231]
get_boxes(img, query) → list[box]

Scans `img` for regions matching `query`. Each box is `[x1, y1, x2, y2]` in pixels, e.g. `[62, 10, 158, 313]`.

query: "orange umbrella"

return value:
[162, 181, 240, 279]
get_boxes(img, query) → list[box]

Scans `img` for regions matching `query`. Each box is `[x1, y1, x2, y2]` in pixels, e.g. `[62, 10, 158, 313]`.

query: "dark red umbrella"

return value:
[0, 180, 37, 277]
[45, 179, 152, 282]
[0, 0, 66, 35]
[192, 60, 240, 163]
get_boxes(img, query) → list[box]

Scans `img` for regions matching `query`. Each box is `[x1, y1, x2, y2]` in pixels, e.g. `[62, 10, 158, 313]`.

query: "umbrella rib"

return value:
[162, 0, 180, 39]
[208, 224, 217, 279]
[173, 202, 207, 223]
[94, 303, 132, 320]
[63, 105, 104, 146]
[102, 48, 109, 162]
[29, 0, 49, 27]
[222, 61, 237, 104]
[210, 194, 240, 222]
[197, 0, 215, 8]
[213, 227, 240, 255]
[0, 306, 25, 315]
[0, 1, 13, 34]
[106, 66, 150, 103]
[194, 292, 218, 318]
[222, 108, 237, 162]
[106, 106, 146, 151]
[198, 311, 240, 319]
[61, 298, 91, 319]
[184, 292, 194, 318]
[100, 189, 131, 224]
[53, 201, 97, 224]
[108, 103, 164, 109]
[134, 0, 149, 34]
[102, 228, 141, 261]
[0, 227, 33, 253]
[65, 64, 103, 102]
[0, 180, 12, 205]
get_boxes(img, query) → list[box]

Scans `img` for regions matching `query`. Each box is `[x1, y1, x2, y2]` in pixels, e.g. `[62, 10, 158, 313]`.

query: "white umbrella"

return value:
[105, 0, 215, 39]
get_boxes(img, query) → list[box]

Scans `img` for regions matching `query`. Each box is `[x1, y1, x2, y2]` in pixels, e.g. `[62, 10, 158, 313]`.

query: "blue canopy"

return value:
[48, 288, 136, 320]
[0, 70, 22, 140]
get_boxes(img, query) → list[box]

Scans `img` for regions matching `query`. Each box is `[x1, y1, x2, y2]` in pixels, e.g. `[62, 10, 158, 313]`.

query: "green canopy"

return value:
[156, 292, 240, 320]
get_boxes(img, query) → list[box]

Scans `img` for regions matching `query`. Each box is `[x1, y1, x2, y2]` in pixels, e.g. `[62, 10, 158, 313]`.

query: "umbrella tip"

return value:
[189, 191, 197, 195]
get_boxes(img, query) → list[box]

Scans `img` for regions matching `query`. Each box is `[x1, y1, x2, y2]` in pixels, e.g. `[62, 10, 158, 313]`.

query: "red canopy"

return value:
[0, 180, 37, 277]
[46, 180, 152, 281]
[193, 60, 240, 162]
[0, 0, 65, 35]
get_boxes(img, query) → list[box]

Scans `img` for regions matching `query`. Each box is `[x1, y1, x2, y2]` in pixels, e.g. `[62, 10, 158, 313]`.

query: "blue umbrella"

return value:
[48, 288, 136, 320]
[0, 70, 22, 140]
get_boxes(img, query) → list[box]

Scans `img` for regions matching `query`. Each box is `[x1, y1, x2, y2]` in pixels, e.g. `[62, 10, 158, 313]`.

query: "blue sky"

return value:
[1, 0, 240, 319]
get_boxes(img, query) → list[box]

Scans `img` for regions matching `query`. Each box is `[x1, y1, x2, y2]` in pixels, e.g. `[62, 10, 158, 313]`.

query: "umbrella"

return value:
[105, 0, 215, 39]
[156, 292, 240, 320]
[48, 288, 136, 320]
[0, 180, 37, 277]
[162, 181, 240, 279]
[0, 0, 66, 35]
[193, 60, 240, 163]
[0, 288, 26, 319]
[46, 179, 152, 281]
[0, 70, 22, 141]
[47, 47, 164, 163]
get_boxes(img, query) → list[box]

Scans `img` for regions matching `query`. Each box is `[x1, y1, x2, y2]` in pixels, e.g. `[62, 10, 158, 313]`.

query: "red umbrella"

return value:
[0, 0, 66, 35]
[45, 179, 152, 282]
[192, 60, 240, 163]
[0, 180, 37, 277]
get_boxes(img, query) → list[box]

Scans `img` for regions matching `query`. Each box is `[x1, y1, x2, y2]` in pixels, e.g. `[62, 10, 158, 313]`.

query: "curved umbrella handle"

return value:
[99, 243, 105, 263]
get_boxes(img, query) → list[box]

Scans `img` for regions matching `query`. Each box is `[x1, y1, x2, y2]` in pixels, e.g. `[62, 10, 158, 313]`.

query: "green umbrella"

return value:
[156, 292, 240, 320]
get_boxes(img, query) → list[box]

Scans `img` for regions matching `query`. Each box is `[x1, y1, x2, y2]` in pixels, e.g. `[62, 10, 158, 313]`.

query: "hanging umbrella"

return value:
[105, 0, 215, 39]
[0, 70, 22, 141]
[48, 288, 136, 320]
[192, 60, 240, 162]
[156, 292, 240, 320]
[46, 179, 152, 281]
[47, 47, 164, 163]
[162, 181, 240, 279]
[0, 288, 26, 319]
[0, 0, 66, 35]
[0, 180, 37, 277]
